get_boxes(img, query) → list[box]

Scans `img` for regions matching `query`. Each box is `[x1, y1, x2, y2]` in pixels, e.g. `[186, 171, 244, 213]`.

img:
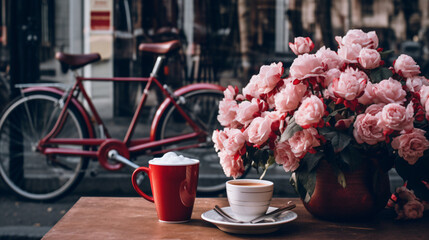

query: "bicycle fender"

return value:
[149, 83, 225, 141]
[22, 87, 95, 138]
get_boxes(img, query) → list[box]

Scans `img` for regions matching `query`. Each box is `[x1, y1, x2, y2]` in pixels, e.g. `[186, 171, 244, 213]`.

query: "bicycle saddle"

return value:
[55, 52, 101, 73]
[138, 40, 180, 55]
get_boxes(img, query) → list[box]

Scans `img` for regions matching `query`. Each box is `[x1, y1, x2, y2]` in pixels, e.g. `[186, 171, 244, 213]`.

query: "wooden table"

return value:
[42, 197, 429, 240]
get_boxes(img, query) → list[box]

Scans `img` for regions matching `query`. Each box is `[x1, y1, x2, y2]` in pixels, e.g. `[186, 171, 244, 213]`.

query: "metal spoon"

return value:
[249, 202, 296, 224]
[214, 205, 244, 223]
[213, 202, 296, 224]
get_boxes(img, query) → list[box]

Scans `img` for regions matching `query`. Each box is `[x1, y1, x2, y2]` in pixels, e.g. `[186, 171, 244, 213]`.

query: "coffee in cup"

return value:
[226, 179, 274, 222]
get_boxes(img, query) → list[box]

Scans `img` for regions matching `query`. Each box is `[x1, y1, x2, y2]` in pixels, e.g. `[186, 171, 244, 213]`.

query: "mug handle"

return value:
[131, 167, 154, 203]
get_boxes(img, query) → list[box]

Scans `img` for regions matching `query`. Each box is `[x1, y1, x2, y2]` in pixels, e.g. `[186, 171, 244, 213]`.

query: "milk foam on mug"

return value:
[150, 152, 198, 165]
[132, 152, 199, 223]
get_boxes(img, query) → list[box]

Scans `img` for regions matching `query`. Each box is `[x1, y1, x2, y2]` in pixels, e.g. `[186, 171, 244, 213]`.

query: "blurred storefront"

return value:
[0, 0, 429, 116]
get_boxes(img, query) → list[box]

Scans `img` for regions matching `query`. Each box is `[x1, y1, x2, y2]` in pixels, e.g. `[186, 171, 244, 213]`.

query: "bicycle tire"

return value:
[155, 89, 249, 193]
[0, 91, 89, 201]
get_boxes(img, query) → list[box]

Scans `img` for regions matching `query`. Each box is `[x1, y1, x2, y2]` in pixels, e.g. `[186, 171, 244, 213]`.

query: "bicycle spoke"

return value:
[0, 93, 88, 200]
[48, 156, 78, 171]
[22, 97, 39, 141]
[43, 104, 61, 137]
[157, 90, 230, 193]
[1, 117, 34, 144]
[206, 101, 219, 130]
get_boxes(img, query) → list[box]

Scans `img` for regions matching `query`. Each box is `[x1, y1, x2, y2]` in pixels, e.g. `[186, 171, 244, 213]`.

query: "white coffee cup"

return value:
[226, 179, 274, 222]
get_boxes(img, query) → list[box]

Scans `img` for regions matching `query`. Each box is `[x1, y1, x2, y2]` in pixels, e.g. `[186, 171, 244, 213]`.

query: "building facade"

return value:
[0, 0, 428, 116]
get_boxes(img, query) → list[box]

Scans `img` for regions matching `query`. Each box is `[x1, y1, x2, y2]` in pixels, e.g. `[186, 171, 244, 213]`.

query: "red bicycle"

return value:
[0, 40, 228, 201]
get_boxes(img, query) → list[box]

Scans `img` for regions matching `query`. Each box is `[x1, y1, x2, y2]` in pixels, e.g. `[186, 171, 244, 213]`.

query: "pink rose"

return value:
[406, 76, 428, 92]
[391, 129, 429, 165]
[357, 81, 376, 105]
[330, 67, 367, 101]
[217, 99, 238, 127]
[242, 75, 260, 99]
[289, 53, 325, 80]
[289, 37, 314, 55]
[274, 79, 307, 113]
[334, 116, 355, 130]
[223, 128, 246, 156]
[366, 31, 379, 49]
[372, 78, 406, 104]
[257, 62, 283, 94]
[223, 85, 238, 100]
[274, 141, 300, 172]
[364, 103, 385, 115]
[262, 110, 282, 122]
[335, 29, 378, 49]
[353, 113, 385, 145]
[394, 54, 421, 78]
[358, 48, 381, 69]
[235, 98, 260, 126]
[262, 111, 286, 134]
[379, 103, 414, 132]
[324, 68, 341, 89]
[244, 116, 272, 146]
[218, 151, 245, 178]
[336, 29, 368, 46]
[212, 129, 228, 152]
[288, 127, 320, 158]
[426, 99, 429, 121]
[265, 92, 277, 109]
[337, 43, 362, 63]
[294, 95, 325, 127]
[419, 85, 429, 106]
[235, 94, 245, 101]
[315, 46, 344, 70]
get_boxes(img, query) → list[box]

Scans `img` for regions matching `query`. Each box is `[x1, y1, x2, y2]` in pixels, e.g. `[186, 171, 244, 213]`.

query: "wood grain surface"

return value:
[42, 197, 429, 240]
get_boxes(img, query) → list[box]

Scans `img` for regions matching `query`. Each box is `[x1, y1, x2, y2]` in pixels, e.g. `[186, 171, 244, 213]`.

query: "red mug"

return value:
[131, 157, 199, 223]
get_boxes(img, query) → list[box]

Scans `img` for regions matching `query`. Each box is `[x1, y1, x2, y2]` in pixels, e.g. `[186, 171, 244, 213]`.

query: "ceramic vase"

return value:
[302, 159, 391, 221]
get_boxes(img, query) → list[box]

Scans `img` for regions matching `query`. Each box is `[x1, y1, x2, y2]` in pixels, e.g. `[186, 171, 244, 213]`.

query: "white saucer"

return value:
[201, 206, 297, 234]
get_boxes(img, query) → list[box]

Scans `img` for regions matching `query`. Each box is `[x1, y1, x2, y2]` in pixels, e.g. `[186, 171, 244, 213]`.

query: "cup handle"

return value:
[131, 167, 154, 203]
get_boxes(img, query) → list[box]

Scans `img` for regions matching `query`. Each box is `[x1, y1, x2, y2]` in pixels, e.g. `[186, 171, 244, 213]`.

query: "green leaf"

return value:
[267, 154, 276, 166]
[327, 107, 347, 118]
[280, 116, 303, 142]
[255, 149, 269, 167]
[291, 165, 317, 203]
[319, 128, 351, 153]
[300, 170, 317, 202]
[370, 67, 393, 83]
[380, 67, 393, 79]
[379, 50, 394, 60]
[339, 145, 362, 171]
[302, 151, 324, 172]
[338, 134, 352, 152]
[290, 172, 298, 193]
[337, 171, 347, 188]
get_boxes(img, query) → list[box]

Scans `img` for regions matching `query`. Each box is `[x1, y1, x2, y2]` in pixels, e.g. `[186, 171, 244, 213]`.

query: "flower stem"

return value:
[260, 167, 269, 180]
[318, 82, 325, 98]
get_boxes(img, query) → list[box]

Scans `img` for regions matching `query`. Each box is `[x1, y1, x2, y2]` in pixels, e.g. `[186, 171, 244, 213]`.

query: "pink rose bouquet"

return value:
[213, 29, 429, 219]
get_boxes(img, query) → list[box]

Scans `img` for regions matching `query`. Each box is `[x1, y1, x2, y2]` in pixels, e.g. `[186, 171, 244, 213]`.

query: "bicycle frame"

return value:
[31, 74, 222, 168]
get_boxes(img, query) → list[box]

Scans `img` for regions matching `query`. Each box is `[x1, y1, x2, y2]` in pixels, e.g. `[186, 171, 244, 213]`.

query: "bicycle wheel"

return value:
[0, 91, 89, 201]
[156, 89, 248, 193]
